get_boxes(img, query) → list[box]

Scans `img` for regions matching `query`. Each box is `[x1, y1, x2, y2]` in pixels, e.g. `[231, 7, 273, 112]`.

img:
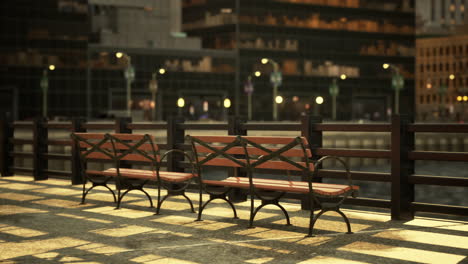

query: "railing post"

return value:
[391, 114, 415, 220]
[33, 117, 48, 181]
[301, 115, 323, 210]
[115, 117, 132, 134]
[228, 115, 247, 202]
[167, 115, 185, 172]
[71, 118, 86, 185]
[0, 113, 13, 177]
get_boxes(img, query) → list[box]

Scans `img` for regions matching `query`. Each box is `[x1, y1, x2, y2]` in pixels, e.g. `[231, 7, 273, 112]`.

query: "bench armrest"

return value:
[160, 149, 196, 176]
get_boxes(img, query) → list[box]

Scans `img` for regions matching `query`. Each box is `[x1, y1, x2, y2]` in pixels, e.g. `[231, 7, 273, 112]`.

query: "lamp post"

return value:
[116, 52, 134, 117]
[383, 63, 404, 115]
[262, 58, 282, 121]
[40, 65, 55, 119]
[148, 68, 165, 121]
[244, 71, 260, 121]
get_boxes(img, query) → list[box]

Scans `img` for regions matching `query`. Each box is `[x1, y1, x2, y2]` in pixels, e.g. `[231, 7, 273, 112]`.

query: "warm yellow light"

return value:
[223, 98, 231, 108]
[426, 83, 432, 89]
[177, 98, 185, 108]
[261, 58, 269, 64]
[457, 96, 463, 102]
[159, 68, 166, 75]
[275, 95, 283, 104]
[115, 52, 124, 58]
[383, 63, 390, 69]
[48, 65, 55, 71]
[340, 74, 347, 80]
[254, 71, 261, 77]
[464, 96, 468, 102]
[315, 96, 324, 105]
[449, 74, 455, 80]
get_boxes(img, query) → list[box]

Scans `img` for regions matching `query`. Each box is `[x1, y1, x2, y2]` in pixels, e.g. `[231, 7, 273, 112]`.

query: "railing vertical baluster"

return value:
[115, 117, 132, 170]
[115, 117, 132, 134]
[391, 114, 415, 220]
[301, 115, 323, 210]
[228, 115, 247, 202]
[0, 113, 13, 177]
[167, 115, 185, 172]
[33, 117, 48, 180]
[71, 118, 86, 185]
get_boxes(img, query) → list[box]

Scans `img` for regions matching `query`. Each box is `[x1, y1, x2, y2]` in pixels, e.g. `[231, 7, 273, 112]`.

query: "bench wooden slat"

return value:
[201, 157, 245, 168]
[243, 136, 309, 146]
[109, 133, 150, 141]
[79, 142, 157, 151]
[87, 168, 195, 183]
[83, 152, 113, 160]
[190, 135, 239, 143]
[195, 145, 311, 158]
[203, 177, 358, 196]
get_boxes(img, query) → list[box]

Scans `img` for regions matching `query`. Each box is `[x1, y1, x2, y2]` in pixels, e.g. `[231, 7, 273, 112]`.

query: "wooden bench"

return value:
[187, 135, 359, 236]
[71, 133, 196, 213]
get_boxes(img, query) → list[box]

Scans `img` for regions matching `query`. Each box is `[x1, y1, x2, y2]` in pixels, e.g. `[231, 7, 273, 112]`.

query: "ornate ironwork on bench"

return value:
[187, 135, 359, 237]
[71, 133, 196, 213]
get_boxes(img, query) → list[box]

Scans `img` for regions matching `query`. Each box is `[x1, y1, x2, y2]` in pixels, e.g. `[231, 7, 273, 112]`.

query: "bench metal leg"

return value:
[156, 188, 195, 215]
[249, 198, 291, 228]
[197, 194, 238, 221]
[307, 208, 353, 237]
[81, 181, 116, 205]
[336, 209, 353, 234]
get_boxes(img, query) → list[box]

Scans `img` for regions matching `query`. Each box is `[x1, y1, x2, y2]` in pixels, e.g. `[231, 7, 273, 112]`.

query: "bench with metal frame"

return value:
[71, 133, 196, 213]
[187, 135, 359, 236]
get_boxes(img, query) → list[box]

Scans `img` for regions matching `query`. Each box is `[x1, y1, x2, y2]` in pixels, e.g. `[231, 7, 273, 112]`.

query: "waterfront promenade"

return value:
[1, 175, 468, 264]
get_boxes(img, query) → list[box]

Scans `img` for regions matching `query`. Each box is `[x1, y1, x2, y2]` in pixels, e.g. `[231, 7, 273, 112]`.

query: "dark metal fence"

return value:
[1, 114, 467, 220]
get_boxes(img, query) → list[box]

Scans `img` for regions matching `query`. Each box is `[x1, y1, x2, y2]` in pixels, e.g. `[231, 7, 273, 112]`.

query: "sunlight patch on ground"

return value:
[298, 256, 371, 264]
[1, 183, 44, 191]
[77, 242, 131, 256]
[339, 241, 466, 264]
[32, 199, 93, 208]
[131, 254, 200, 264]
[0, 205, 47, 215]
[56, 213, 112, 224]
[152, 215, 237, 230]
[0, 225, 47, 238]
[91, 224, 156, 237]
[32, 187, 82, 196]
[83, 206, 154, 218]
[0, 192, 42, 201]
[0, 237, 88, 261]
[373, 229, 468, 249]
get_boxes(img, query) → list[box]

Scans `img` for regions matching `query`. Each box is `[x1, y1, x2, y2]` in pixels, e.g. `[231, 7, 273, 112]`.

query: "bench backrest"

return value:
[71, 133, 115, 163]
[187, 135, 247, 173]
[107, 133, 159, 164]
[242, 136, 314, 174]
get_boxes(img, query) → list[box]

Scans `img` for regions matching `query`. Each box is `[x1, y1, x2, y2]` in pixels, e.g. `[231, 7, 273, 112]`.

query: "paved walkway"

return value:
[0, 176, 467, 264]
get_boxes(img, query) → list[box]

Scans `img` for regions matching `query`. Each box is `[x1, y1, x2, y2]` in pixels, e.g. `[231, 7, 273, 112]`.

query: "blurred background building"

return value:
[415, 0, 468, 122]
[2, 0, 419, 121]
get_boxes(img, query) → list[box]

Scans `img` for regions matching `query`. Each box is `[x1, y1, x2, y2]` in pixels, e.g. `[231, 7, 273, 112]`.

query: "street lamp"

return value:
[116, 52, 134, 117]
[40, 65, 55, 118]
[329, 78, 339, 120]
[383, 63, 404, 115]
[177, 97, 185, 116]
[261, 58, 282, 121]
[148, 68, 165, 121]
[244, 72, 261, 120]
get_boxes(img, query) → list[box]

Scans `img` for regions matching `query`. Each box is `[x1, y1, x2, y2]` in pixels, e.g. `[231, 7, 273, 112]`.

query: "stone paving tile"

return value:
[0, 176, 467, 264]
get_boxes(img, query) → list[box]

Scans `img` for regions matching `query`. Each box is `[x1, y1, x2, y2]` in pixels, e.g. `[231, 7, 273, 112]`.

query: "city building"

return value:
[416, 34, 468, 122]
[182, 0, 416, 120]
[0, 0, 89, 120]
[416, 0, 467, 36]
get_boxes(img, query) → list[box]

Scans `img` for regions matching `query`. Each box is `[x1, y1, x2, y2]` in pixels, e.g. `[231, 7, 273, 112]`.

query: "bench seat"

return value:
[203, 177, 358, 196]
[87, 168, 195, 183]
